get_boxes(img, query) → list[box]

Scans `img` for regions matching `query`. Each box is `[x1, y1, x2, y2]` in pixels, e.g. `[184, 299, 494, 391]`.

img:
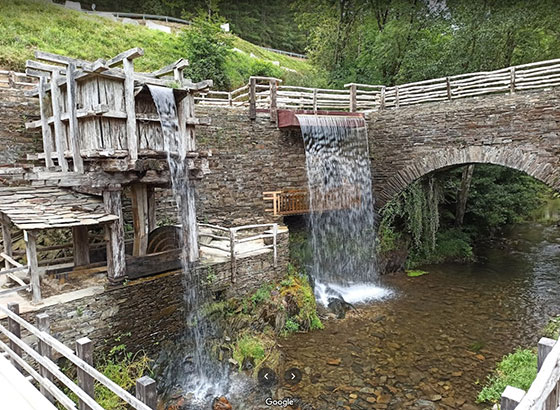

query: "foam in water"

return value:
[297, 114, 388, 305]
[148, 85, 227, 401]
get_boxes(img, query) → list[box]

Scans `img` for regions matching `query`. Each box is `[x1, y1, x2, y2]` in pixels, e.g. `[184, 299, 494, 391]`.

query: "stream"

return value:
[274, 219, 560, 409]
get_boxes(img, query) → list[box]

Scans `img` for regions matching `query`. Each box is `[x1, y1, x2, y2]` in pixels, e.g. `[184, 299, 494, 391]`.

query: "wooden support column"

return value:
[380, 86, 386, 110]
[446, 77, 452, 100]
[38, 76, 54, 168]
[395, 86, 400, 108]
[269, 79, 278, 123]
[123, 58, 138, 163]
[36, 313, 54, 403]
[312, 88, 318, 113]
[72, 226, 90, 267]
[103, 187, 126, 281]
[249, 77, 257, 121]
[131, 184, 149, 256]
[538, 337, 557, 408]
[349, 83, 357, 112]
[147, 186, 156, 233]
[1, 217, 12, 270]
[24, 230, 41, 303]
[136, 376, 157, 409]
[50, 70, 69, 172]
[76, 337, 94, 410]
[510, 66, 516, 93]
[7, 302, 22, 371]
[66, 62, 84, 173]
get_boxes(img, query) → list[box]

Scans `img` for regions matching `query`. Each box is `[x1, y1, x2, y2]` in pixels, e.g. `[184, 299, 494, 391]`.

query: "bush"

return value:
[542, 315, 560, 339]
[284, 318, 300, 334]
[477, 348, 537, 404]
[232, 334, 266, 370]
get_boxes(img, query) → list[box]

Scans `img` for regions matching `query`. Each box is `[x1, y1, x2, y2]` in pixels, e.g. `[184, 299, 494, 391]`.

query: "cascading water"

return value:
[148, 85, 227, 403]
[297, 114, 391, 305]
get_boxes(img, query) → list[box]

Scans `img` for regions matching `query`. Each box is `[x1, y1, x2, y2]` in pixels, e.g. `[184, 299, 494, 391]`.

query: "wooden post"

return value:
[76, 337, 94, 410]
[229, 229, 236, 283]
[136, 376, 157, 409]
[1, 217, 13, 270]
[228, 92, 232, 106]
[269, 79, 278, 123]
[24, 230, 41, 303]
[510, 66, 516, 94]
[38, 76, 54, 168]
[249, 77, 257, 121]
[103, 187, 126, 281]
[380, 86, 386, 110]
[446, 77, 452, 100]
[66, 63, 84, 173]
[72, 226, 90, 267]
[538, 337, 557, 409]
[272, 223, 278, 268]
[50, 70, 69, 172]
[395, 86, 400, 108]
[147, 187, 156, 234]
[36, 313, 54, 403]
[123, 58, 138, 163]
[312, 88, 318, 112]
[7, 302, 22, 371]
[349, 83, 357, 112]
[131, 184, 149, 256]
[500, 385, 525, 410]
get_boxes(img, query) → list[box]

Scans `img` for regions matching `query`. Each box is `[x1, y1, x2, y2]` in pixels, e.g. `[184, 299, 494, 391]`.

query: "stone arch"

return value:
[376, 145, 560, 206]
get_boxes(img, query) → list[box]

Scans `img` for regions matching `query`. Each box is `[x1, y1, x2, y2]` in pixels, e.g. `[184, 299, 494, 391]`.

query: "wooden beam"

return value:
[249, 77, 257, 120]
[24, 230, 41, 303]
[34, 50, 90, 68]
[147, 187, 156, 233]
[103, 188, 126, 281]
[349, 83, 357, 112]
[50, 70, 69, 172]
[269, 79, 278, 123]
[123, 58, 138, 162]
[72, 226, 90, 267]
[38, 77, 54, 168]
[501, 386, 525, 410]
[152, 58, 189, 78]
[36, 313, 54, 403]
[66, 63, 84, 173]
[106, 47, 144, 68]
[76, 337, 94, 410]
[1, 218, 13, 270]
[131, 184, 148, 256]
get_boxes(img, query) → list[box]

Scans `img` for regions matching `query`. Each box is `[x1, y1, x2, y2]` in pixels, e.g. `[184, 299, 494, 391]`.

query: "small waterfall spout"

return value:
[148, 85, 227, 403]
[297, 114, 390, 305]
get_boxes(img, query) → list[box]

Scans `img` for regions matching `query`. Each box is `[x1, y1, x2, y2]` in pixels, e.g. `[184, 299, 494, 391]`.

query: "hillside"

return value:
[0, 0, 319, 89]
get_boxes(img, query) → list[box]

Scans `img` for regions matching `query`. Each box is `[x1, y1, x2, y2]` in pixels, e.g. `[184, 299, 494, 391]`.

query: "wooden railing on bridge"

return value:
[263, 190, 309, 216]
[501, 336, 560, 410]
[196, 58, 560, 118]
[0, 303, 156, 409]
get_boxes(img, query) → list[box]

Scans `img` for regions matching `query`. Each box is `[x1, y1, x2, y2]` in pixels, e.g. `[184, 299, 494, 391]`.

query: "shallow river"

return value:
[274, 222, 560, 409]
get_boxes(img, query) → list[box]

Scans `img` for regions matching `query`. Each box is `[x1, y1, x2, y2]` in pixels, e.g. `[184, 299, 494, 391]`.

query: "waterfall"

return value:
[148, 85, 227, 403]
[297, 114, 389, 305]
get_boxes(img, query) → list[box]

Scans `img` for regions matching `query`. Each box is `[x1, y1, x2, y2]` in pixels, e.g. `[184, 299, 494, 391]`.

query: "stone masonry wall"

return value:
[8, 232, 289, 357]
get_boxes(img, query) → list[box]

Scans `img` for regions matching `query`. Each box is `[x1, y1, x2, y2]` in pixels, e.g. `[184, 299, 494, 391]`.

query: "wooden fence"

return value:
[501, 336, 560, 410]
[0, 303, 156, 410]
[198, 223, 278, 281]
[196, 58, 560, 117]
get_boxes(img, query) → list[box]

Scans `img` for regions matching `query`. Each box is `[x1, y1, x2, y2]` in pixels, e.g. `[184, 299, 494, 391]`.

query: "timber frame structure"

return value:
[0, 48, 212, 303]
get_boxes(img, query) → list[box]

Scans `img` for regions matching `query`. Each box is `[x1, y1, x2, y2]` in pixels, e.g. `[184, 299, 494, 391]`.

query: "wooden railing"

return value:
[196, 58, 560, 116]
[501, 336, 560, 410]
[0, 70, 37, 90]
[0, 303, 156, 409]
[263, 190, 309, 216]
[198, 223, 278, 281]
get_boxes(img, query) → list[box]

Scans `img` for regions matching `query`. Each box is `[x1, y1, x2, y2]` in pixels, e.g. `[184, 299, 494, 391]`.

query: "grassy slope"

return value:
[0, 0, 317, 89]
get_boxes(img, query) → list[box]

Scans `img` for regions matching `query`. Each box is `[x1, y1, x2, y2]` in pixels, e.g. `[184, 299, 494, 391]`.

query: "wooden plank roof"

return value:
[0, 186, 118, 230]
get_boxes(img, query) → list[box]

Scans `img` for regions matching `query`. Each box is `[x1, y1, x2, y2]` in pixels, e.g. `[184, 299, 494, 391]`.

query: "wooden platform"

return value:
[0, 354, 57, 409]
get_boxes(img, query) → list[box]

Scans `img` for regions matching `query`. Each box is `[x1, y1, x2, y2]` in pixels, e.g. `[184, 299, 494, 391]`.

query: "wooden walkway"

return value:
[0, 354, 57, 409]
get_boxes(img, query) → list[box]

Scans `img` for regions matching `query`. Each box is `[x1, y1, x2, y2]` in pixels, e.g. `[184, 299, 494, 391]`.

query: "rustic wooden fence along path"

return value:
[0, 303, 156, 409]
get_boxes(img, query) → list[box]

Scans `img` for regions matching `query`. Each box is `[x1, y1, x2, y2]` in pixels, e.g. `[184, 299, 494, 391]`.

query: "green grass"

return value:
[477, 348, 537, 404]
[232, 334, 266, 370]
[542, 315, 560, 339]
[0, 0, 318, 89]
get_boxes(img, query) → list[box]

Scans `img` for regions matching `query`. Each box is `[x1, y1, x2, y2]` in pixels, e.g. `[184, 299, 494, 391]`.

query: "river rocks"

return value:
[212, 397, 233, 410]
[327, 358, 342, 366]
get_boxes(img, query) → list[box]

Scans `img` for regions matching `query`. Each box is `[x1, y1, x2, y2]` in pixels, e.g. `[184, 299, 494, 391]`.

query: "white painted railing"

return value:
[501, 336, 560, 410]
[0, 303, 156, 409]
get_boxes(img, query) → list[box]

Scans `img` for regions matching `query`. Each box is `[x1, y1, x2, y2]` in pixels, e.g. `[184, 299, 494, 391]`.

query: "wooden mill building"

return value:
[0, 48, 212, 303]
